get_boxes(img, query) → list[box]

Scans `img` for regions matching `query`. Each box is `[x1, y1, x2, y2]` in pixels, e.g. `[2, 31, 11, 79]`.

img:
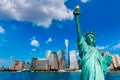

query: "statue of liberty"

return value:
[73, 6, 112, 80]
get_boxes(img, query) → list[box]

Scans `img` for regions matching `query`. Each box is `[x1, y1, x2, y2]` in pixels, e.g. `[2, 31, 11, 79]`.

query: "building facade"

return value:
[24, 62, 31, 71]
[17, 61, 25, 71]
[35, 59, 49, 70]
[48, 52, 59, 70]
[69, 50, 79, 70]
[12, 60, 19, 70]
[31, 57, 37, 71]
[112, 54, 120, 69]
[31, 57, 49, 71]
[12, 60, 25, 71]
[57, 50, 65, 70]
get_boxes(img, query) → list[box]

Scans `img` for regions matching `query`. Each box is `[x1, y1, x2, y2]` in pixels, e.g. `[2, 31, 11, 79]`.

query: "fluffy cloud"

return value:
[32, 48, 36, 51]
[30, 37, 40, 47]
[81, 0, 89, 3]
[111, 43, 120, 50]
[96, 45, 108, 50]
[0, 0, 73, 27]
[10, 56, 14, 59]
[45, 37, 52, 43]
[0, 26, 5, 34]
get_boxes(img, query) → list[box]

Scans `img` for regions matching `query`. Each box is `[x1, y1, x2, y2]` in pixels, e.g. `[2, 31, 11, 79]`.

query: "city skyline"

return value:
[0, 0, 120, 67]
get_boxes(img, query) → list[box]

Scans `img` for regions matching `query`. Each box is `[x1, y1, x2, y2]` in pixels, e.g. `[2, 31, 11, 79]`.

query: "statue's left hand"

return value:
[102, 55, 112, 73]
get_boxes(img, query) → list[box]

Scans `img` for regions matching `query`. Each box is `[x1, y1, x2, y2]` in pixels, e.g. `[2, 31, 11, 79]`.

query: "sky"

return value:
[0, 0, 120, 68]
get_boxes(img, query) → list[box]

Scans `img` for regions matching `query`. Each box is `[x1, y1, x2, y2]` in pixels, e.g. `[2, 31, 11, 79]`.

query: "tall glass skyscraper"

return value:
[64, 39, 69, 68]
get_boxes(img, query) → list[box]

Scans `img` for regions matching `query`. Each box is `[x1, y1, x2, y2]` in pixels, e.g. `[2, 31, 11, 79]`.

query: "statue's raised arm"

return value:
[73, 5, 82, 42]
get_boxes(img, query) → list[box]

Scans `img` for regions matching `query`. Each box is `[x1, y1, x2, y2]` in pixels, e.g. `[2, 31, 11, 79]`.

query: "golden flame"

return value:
[75, 5, 79, 10]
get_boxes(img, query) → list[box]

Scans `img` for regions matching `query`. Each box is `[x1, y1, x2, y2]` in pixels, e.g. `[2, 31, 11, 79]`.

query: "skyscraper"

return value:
[48, 52, 59, 70]
[112, 54, 120, 69]
[17, 61, 25, 71]
[24, 62, 31, 71]
[31, 57, 37, 71]
[12, 60, 25, 71]
[46, 50, 52, 60]
[12, 60, 19, 70]
[57, 50, 65, 70]
[64, 39, 69, 68]
[69, 50, 79, 70]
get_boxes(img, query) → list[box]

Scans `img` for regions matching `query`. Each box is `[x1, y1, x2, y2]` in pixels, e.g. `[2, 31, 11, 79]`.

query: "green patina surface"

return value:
[73, 6, 112, 80]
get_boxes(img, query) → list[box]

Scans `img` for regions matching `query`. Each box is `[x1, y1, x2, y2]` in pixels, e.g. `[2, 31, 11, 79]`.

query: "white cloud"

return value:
[111, 43, 120, 50]
[0, 0, 73, 27]
[0, 26, 5, 34]
[30, 37, 40, 47]
[10, 56, 14, 59]
[45, 37, 52, 43]
[81, 0, 89, 3]
[96, 45, 108, 50]
[32, 48, 36, 51]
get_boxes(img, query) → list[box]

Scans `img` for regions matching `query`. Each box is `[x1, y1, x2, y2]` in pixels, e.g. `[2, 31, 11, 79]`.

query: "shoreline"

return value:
[0, 70, 120, 73]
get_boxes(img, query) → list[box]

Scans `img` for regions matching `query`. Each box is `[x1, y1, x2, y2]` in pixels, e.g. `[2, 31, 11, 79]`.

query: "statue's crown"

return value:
[85, 32, 95, 37]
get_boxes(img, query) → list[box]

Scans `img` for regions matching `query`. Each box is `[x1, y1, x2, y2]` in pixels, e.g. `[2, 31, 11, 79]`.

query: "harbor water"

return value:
[0, 72, 120, 80]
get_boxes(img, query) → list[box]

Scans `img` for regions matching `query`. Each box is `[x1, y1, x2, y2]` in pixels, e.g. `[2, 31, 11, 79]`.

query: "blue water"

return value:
[0, 72, 120, 80]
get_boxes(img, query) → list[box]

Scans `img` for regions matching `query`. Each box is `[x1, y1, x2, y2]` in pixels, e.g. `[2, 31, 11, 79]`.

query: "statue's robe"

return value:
[77, 37, 104, 80]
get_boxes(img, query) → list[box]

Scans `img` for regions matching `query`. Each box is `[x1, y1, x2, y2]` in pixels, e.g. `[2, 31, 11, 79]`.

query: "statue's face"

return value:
[85, 34, 95, 45]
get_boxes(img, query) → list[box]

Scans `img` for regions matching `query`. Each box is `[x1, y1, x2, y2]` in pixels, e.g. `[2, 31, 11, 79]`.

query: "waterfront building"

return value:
[31, 57, 49, 71]
[64, 39, 70, 68]
[112, 54, 120, 69]
[12, 60, 19, 70]
[69, 50, 79, 70]
[35, 58, 49, 70]
[12, 60, 25, 71]
[31, 57, 37, 71]
[48, 52, 59, 70]
[17, 61, 25, 71]
[46, 50, 52, 59]
[57, 50, 65, 70]
[24, 62, 31, 71]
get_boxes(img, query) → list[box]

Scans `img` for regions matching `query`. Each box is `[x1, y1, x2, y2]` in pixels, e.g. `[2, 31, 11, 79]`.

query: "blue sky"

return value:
[0, 0, 120, 68]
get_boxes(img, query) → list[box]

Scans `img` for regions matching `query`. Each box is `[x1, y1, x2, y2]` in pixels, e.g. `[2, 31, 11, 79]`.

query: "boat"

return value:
[16, 70, 22, 72]
[58, 70, 65, 72]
